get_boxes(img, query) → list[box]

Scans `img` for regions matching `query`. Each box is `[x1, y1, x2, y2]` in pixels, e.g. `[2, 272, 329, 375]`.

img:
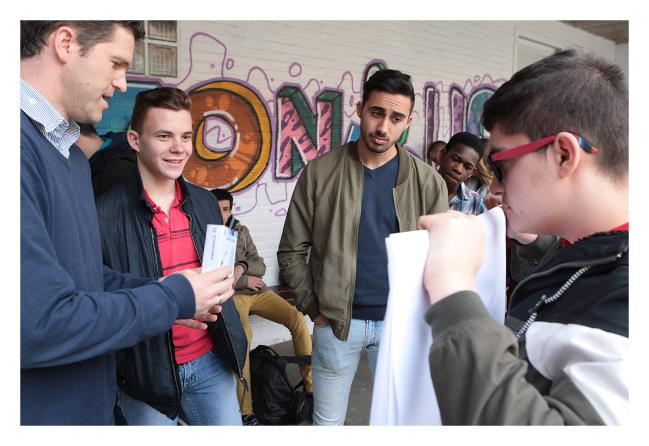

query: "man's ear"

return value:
[127, 130, 141, 153]
[552, 131, 582, 179]
[51, 26, 77, 63]
[404, 114, 413, 130]
[356, 101, 363, 119]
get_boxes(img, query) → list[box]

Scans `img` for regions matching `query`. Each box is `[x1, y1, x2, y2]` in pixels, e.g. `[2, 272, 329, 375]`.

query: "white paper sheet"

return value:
[369, 206, 507, 425]
[201, 224, 238, 276]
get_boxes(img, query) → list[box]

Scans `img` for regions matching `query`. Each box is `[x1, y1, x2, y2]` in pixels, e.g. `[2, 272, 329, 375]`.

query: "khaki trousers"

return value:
[233, 290, 313, 415]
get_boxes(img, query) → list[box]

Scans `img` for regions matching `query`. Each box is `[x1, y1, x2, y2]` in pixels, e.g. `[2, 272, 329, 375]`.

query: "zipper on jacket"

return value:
[508, 250, 625, 313]
[344, 163, 364, 342]
[392, 188, 402, 232]
[185, 209, 246, 382]
[222, 317, 246, 381]
[150, 225, 182, 417]
[165, 330, 182, 419]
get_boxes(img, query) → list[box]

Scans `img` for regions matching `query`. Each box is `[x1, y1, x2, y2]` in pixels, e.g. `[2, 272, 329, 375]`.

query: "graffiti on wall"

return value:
[423, 75, 501, 147]
[184, 80, 272, 192]
[99, 31, 505, 213]
[275, 85, 343, 180]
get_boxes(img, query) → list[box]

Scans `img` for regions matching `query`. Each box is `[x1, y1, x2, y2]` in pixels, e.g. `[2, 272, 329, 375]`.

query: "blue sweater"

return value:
[352, 155, 399, 320]
[20, 112, 196, 425]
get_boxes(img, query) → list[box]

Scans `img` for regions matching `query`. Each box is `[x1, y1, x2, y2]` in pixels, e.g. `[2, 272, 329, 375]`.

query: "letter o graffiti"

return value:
[183, 80, 271, 192]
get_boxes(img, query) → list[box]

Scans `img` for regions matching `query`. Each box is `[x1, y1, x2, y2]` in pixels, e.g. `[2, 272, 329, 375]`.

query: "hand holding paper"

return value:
[201, 224, 238, 276]
[163, 224, 240, 325]
[370, 207, 506, 425]
[417, 210, 486, 305]
[177, 266, 234, 319]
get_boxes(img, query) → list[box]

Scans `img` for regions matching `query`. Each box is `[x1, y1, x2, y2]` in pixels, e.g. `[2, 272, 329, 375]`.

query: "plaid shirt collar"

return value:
[455, 182, 472, 201]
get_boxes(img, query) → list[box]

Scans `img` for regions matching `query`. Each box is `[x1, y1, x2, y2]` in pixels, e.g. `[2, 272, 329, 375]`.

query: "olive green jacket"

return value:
[277, 141, 448, 341]
[233, 223, 268, 295]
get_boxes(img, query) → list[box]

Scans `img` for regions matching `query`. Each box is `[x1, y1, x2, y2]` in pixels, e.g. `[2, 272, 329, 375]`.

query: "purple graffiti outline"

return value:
[447, 75, 506, 136]
[203, 115, 235, 151]
[176, 32, 230, 87]
[289, 62, 302, 77]
[233, 182, 289, 217]
[423, 82, 442, 143]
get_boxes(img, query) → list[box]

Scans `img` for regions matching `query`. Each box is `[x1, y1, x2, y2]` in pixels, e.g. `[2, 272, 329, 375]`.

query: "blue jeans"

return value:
[311, 318, 383, 425]
[118, 350, 242, 425]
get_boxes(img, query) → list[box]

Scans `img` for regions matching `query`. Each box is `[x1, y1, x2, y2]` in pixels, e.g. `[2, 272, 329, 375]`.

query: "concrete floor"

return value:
[270, 340, 372, 426]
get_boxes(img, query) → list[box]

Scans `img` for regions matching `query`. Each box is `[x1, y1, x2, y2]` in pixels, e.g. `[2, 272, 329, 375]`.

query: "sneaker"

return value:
[242, 414, 262, 426]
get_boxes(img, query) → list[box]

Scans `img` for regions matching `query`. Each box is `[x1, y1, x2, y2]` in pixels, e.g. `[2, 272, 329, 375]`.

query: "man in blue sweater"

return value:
[20, 21, 234, 425]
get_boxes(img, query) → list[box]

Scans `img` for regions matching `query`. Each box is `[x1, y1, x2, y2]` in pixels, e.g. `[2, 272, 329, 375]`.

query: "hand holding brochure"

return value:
[201, 224, 238, 276]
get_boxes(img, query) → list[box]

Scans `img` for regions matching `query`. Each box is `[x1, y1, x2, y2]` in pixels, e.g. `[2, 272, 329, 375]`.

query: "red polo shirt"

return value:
[144, 181, 214, 364]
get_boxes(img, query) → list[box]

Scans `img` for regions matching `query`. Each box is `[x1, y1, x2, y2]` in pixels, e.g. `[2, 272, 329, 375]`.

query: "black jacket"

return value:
[505, 230, 628, 396]
[89, 131, 136, 198]
[506, 230, 628, 337]
[96, 170, 248, 419]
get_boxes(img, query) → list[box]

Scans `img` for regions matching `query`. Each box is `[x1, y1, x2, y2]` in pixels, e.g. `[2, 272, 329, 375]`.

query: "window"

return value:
[149, 44, 177, 77]
[128, 21, 178, 77]
[148, 21, 177, 42]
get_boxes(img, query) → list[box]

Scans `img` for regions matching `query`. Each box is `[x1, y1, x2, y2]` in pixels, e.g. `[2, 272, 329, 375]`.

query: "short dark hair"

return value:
[130, 87, 192, 134]
[482, 48, 628, 181]
[427, 140, 446, 153]
[362, 69, 415, 111]
[446, 132, 484, 159]
[211, 188, 233, 207]
[21, 21, 145, 59]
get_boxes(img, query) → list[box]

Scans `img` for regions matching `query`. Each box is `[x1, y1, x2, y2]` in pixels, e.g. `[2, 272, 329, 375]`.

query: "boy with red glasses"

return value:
[419, 49, 628, 425]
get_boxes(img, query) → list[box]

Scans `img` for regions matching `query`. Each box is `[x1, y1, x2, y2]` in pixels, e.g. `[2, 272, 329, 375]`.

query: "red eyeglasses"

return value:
[487, 134, 598, 182]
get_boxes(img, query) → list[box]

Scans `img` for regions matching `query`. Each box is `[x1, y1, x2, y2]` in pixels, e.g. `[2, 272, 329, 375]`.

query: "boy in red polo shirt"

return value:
[419, 49, 628, 425]
[96, 87, 247, 425]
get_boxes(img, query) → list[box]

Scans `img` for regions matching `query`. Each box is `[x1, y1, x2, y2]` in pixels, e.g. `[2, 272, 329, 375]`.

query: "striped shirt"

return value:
[449, 182, 486, 216]
[20, 79, 80, 159]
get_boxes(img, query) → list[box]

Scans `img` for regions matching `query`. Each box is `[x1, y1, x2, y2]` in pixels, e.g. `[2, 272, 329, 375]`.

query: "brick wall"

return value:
[103, 21, 620, 286]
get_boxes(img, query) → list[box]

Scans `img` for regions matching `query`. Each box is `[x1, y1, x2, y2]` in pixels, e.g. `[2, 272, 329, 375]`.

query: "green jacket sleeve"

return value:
[234, 225, 267, 291]
[427, 171, 449, 215]
[425, 291, 603, 425]
[276, 164, 319, 320]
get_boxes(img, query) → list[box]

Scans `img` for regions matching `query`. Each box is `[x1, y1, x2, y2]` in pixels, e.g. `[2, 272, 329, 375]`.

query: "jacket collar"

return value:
[541, 231, 628, 272]
[225, 215, 240, 230]
[346, 140, 410, 187]
[125, 168, 193, 215]
[455, 182, 472, 201]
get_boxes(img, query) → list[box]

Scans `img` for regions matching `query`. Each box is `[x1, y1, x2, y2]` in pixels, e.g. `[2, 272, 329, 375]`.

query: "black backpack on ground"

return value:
[249, 344, 312, 425]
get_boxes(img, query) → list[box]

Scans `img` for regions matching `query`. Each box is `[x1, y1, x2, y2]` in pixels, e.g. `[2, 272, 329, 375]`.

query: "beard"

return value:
[362, 131, 395, 154]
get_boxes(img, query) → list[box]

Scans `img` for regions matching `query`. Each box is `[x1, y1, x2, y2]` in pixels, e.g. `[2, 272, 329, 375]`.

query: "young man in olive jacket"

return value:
[278, 69, 448, 425]
[96, 87, 247, 425]
[419, 49, 628, 425]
